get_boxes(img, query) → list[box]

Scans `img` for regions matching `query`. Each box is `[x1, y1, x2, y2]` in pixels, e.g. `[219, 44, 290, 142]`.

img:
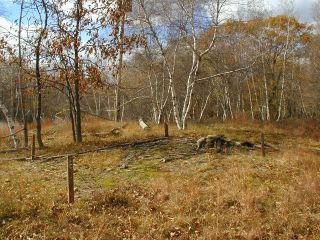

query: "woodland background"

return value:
[0, 0, 320, 148]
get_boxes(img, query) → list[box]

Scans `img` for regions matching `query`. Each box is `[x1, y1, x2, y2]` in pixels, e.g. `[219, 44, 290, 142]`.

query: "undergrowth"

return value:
[0, 118, 319, 239]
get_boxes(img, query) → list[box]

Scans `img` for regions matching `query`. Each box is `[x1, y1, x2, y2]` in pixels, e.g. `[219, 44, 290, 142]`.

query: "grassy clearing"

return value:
[0, 118, 320, 239]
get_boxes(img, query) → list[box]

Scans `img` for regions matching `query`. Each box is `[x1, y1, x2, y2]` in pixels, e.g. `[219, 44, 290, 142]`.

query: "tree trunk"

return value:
[66, 78, 76, 143]
[277, 18, 291, 121]
[247, 77, 254, 120]
[0, 101, 20, 149]
[74, 0, 82, 143]
[198, 90, 211, 123]
[18, 0, 28, 148]
[261, 54, 270, 121]
[34, 0, 47, 149]
[115, 6, 126, 122]
[35, 65, 44, 148]
[74, 69, 82, 143]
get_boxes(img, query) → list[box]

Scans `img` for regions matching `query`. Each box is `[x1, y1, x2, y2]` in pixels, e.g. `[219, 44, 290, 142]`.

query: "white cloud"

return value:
[0, 16, 15, 35]
[267, 0, 316, 22]
[0, 15, 39, 54]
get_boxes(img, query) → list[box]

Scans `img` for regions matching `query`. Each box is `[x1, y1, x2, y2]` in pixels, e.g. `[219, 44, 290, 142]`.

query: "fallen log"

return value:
[0, 148, 28, 154]
[42, 138, 168, 161]
[83, 128, 122, 137]
[0, 137, 169, 162]
[0, 155, 31, 161]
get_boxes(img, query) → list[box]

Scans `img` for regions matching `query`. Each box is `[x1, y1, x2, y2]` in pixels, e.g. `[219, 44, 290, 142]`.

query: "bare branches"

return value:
[195, 57, 259, 82]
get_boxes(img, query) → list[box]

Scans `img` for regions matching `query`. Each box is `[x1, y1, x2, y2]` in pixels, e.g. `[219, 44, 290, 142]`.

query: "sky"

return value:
[0, 0, 318, 34]
[268, 0, 317, 22]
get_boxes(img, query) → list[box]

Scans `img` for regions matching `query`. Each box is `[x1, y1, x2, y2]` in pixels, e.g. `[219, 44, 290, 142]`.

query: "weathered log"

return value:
[196, 134, 262, 152]
[83, 128, 122, 137]
[241, 141, 255, 148]
[196, 137, 207, 150]
[110, 128, 121, 135]
[1, 137, 168, 161]
[197, 135, 228, 152]
[0, 148, 28, 154]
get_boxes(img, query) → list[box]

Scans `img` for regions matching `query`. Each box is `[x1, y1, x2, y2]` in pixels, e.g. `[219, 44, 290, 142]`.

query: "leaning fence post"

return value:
[261, 133, 266, 157]
[31, 134, 36, 160]
[164, 122, 169, 138]
[67, 155, 75, 203]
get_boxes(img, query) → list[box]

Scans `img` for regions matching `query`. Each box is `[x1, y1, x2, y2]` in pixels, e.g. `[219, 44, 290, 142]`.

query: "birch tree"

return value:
[137, 0, 235, 129]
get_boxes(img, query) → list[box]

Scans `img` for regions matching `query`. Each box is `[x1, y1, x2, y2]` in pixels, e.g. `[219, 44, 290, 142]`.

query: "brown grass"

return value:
[0, 118, 320, 239]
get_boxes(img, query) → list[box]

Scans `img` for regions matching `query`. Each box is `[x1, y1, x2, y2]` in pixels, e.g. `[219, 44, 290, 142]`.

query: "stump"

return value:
[139, 118, 150, 130]
[196, 134, 258, 153]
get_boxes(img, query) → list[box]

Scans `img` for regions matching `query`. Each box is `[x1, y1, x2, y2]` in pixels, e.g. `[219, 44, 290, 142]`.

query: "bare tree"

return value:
[136, 0, 236, 129]
[33, 0, 49, 148]
[18, 0, 29, 148]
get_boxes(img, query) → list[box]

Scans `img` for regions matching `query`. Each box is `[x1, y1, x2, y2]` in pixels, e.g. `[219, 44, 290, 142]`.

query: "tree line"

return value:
[0, 0, 319, 148]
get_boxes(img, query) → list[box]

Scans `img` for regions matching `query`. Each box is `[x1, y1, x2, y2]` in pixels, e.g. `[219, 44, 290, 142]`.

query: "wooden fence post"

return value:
[67, 156, 75, 203]
[31, 134, 36, 160]
[164, 122, 169, 137]
[261, 133, 266, 157]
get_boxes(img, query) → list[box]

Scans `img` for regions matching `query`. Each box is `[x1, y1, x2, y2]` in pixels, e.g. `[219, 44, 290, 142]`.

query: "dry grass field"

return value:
[0, 118, 320, 239]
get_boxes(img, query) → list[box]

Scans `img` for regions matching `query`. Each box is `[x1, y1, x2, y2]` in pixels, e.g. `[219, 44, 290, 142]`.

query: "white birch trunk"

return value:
[0, 101, 20, 149]
[277, 18, 291, 121]
[261, 54, 270, 121]
[198, 90, 212, 123]
[138, 0, 222, 130]
[247, 78, 254, 120]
